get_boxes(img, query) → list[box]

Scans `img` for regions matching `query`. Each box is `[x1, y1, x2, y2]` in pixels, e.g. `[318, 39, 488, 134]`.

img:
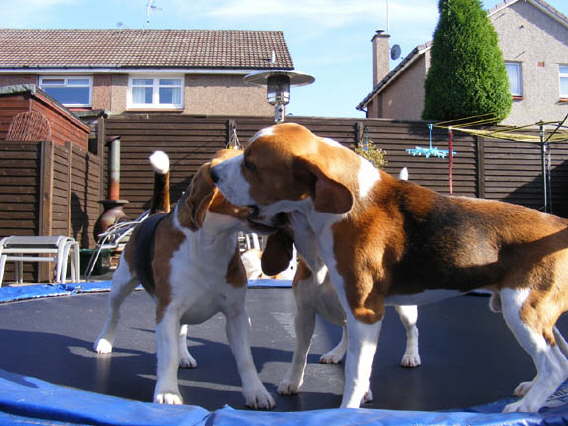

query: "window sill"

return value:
[126, 108, 184, 113]
[512, 96, 523, 101]
[558, 98, 568, 104]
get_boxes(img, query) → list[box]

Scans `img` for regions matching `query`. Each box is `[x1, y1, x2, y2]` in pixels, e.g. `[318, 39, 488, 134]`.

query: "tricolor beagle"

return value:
[94, 149, 275, 409]
[261, 169, 420, 401]
[210, 122, 568, 413]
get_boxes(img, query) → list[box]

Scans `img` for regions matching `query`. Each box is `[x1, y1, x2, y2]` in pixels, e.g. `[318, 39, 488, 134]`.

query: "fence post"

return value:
[38, 141, 54, 281]
[66, 142, 73, 237]
[475, 136, 486, 199]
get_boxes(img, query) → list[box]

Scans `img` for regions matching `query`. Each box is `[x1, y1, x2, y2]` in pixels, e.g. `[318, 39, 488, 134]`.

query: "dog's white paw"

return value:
[277, 379, 301, 395]
[94, 338, 113, 354]
[513, 380, 533, 397]
[400, 353, 421, 368]
[154, 391, 183, 405]
[243, 385, 275, 409]
[362, 389, 374, 403]
[179, 353, 197, 369]
[319, 351, 344, 364]
[503, 398, 540, 413]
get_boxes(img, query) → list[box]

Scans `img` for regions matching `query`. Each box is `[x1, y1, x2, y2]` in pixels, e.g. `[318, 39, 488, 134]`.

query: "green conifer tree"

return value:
[422, 0, 512, 122]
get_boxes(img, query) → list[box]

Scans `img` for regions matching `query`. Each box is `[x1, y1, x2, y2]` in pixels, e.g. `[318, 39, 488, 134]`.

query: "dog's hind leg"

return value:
[94, 259, 138, 354]
[514, 327, 568, 397]
[554, 327, 568, 359]
[278, 305, 317, 394]
[394, 305, 421, 368]
[178, 324, 197, 368]
[320, 325, 347, 364]
[501, 288, 568, 413]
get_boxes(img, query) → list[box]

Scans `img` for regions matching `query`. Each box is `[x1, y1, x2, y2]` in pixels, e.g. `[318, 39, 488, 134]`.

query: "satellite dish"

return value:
[390, 44, 401, 61]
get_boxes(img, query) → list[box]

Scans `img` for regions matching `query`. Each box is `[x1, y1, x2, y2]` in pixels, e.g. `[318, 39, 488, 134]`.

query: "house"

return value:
[0, 29, 294, 117]
[357, 0, 568, 125]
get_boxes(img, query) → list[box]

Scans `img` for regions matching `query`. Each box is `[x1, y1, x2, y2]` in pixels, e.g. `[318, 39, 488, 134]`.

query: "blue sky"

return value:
[2, 0, 567, 118]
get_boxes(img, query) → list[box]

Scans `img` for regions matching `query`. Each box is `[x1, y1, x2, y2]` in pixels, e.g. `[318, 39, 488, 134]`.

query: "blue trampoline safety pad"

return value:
[0, 366, 568, 425]
[0, 279, 291, 304]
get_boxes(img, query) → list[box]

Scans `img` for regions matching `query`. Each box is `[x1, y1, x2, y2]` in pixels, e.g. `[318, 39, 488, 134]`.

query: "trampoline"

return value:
[1, 281, 568, 425]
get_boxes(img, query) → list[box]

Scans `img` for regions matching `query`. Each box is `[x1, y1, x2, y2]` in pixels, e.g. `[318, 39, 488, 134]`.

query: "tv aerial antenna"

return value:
[385, 0, 389, 33]
[145, 0, 162, 27]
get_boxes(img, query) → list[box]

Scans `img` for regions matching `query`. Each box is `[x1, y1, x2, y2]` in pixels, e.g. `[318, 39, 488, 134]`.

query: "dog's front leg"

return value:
[341, 315, 382, 408]
[154, 310, 183, 404]
[225, 308, 275, 409]
[278, 304, 316, 394]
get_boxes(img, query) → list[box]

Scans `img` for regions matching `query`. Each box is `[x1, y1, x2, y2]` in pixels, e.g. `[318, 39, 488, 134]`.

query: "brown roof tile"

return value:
[0, 29, 294, 70]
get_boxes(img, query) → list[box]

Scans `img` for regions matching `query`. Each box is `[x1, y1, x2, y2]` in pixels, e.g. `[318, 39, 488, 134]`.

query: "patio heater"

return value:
[93, 136, 129, 241]
[243, 70, 315, 122]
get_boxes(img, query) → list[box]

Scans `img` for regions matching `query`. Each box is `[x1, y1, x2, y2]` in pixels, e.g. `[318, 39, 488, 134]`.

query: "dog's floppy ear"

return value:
[181, 162, 216, 230]
[261, 229, 294, 276]
[293, 156, 353, 214]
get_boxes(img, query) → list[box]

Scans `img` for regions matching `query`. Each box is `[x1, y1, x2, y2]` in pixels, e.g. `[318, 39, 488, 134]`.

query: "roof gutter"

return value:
[0, 67, 294, 75]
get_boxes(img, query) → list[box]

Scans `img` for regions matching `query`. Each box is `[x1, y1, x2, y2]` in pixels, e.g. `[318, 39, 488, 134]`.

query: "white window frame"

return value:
[559, 65, 568, 99]
[505, 62, 523, 98]
[38, 75, 93, 107]
[127, 75, 184, 109]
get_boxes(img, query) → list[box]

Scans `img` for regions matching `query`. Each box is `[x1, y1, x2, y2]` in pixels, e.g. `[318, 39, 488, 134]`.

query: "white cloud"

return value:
[173, 0, 437, 30]
[1, 0, 76, 27]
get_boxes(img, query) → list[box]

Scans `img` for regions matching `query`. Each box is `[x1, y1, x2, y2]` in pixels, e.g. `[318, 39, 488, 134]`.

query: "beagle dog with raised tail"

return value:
[94, 149, 275, 409]
[261, 168, 420, 401]
[210, 122, 568, 413]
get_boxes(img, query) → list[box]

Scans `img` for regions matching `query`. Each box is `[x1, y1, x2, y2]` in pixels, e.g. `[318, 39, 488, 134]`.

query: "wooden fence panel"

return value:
[0, 142, 41, 236]
[0, 141, 42, 281]
[106, 116, 228, 218]
[105, 114, 568, 220]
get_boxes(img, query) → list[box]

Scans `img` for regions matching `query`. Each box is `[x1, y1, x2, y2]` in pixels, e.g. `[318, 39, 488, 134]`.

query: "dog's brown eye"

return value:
[243, 158, 257, 172]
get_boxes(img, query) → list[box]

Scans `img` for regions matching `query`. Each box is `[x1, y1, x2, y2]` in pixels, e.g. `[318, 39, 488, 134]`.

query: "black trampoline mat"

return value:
[0, 288, 565, 412]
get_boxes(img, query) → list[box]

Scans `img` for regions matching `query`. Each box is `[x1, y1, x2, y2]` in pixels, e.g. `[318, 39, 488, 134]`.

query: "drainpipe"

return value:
[93, 136, 129, 242]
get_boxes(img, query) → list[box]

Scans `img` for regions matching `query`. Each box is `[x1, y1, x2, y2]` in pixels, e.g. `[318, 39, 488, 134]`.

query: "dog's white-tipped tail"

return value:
[149, 151, 171, 214]
[399, 167, 409, 181]
[149, 150, 170, 175]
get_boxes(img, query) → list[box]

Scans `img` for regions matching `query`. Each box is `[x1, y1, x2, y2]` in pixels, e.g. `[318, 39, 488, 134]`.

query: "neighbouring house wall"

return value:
[0, 75, 36, 87]
[185, 74, 272, 116]
[110, 74, 128, 114]
[378, 54, 428, 121]
[107, 73, 271, 116]
[491, 1, 568, 125]
[92, 74, 112, 111]
[1, 73, 273, 116]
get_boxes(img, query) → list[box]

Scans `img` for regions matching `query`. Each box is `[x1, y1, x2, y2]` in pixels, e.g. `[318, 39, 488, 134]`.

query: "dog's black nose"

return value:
[210, 166, 219, 183]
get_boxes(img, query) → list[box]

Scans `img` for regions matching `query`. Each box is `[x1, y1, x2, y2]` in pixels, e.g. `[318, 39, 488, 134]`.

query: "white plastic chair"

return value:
[0, 236, 80, 286]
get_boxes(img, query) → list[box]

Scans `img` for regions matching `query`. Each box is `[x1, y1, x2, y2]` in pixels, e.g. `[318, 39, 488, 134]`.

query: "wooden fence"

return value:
[0, 140, 101, 281]
[105, 114, 568, 219]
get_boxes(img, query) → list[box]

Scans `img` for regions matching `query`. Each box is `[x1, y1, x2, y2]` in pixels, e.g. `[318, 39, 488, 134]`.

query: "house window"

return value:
[505, 62, 522, 97]
[128, 76, 183, 109]
[559, 65, 568, 99]
[39, 76, 92, 107]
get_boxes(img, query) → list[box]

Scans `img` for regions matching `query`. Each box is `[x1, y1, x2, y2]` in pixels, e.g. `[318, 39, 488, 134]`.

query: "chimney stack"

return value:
[372, 30, 390, 87]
